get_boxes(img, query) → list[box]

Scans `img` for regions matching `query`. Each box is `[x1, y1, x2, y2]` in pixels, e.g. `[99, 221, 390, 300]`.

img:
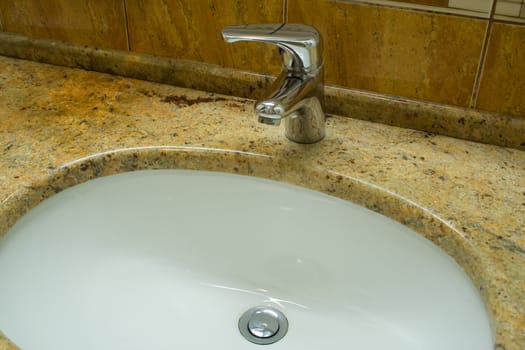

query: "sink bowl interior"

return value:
[0, 169, 492, 349]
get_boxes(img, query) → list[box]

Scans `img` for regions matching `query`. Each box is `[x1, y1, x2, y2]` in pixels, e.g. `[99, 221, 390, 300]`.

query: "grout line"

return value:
[270, 23, 285, 34]
[122, 0, 131, 51]
[469, 0, 498, 108]
[283, 0, 288, 23]
[493, 15, 525, 24]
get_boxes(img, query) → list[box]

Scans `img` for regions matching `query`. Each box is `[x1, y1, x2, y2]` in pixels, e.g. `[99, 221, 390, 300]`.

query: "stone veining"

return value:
[0, 32, 524, 150]
[0, 56, 524, 349]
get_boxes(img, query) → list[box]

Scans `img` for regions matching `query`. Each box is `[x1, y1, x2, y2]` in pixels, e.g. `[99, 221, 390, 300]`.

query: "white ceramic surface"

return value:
[0, 170, 492, 349]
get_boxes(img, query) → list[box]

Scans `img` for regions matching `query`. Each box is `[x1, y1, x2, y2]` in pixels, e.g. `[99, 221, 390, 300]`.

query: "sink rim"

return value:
[0, 165, 494, 350]
[0, 146, 500, 346]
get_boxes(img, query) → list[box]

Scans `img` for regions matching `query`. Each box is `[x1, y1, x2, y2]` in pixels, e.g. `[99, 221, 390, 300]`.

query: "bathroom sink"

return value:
[0, 170, 492, 350]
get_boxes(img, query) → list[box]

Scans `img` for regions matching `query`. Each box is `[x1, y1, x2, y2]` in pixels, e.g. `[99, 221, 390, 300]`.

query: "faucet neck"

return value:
[222, 23, 325, 144]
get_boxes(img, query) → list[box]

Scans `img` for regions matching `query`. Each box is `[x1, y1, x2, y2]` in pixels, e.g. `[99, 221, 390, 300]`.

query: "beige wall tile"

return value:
[448, 0, 492, 13]
[477, 23, 525, 118]
[0, 0, 128, 50]
[495, 0, 522, 17]
[334, 0, 492, 17]
[391, 0, 449, 7]
[126, 0, 284, 75]
[288, 0, 487, 107]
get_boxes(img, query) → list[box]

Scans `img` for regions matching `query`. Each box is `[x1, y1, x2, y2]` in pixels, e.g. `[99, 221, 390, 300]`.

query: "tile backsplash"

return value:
[0, 0, 523, 120]
[364, 0, 493, 15]
[393, 0, 450, 6]
[477, 22, 525, 117]
[0, 0, 128, 50]
[495, 0, 525, 19]
[288, 0, 486, 107]
[125, 0, 284, 74]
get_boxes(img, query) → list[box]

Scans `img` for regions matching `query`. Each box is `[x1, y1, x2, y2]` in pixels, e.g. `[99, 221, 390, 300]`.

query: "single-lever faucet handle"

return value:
[221, 24, 322, 71]
[222, 23, 325, 143]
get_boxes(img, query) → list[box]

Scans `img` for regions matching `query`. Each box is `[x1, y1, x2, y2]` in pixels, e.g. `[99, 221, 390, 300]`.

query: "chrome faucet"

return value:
[222, 24, 325, 144]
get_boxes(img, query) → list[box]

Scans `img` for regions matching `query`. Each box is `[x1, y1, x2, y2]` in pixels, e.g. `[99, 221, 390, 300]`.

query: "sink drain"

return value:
[238, 306, 288, 345]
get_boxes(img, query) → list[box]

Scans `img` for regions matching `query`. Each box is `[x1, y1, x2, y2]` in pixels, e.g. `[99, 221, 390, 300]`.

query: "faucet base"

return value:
[284, 96, 325, 143]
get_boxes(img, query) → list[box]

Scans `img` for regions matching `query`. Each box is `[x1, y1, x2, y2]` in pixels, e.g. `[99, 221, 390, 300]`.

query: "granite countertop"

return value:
[0, 55, 524, 349]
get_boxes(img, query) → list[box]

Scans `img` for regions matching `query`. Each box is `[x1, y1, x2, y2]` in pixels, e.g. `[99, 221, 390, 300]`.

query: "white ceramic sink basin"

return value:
[0, 169, 492, 349]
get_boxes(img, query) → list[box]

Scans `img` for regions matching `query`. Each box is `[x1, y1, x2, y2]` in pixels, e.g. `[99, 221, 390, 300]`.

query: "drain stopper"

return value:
[248, 308, 280, 338]
[239, 306, 288, 345]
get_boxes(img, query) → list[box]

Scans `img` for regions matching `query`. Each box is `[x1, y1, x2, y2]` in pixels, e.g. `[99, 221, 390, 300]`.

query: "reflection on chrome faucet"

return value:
[222, 24, 325, 144]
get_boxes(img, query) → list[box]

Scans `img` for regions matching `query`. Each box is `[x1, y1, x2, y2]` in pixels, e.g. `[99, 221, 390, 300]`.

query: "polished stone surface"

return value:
[1, 32, 524, 151]
[1, 0, 524, 120]
[0, 56, 524, 349]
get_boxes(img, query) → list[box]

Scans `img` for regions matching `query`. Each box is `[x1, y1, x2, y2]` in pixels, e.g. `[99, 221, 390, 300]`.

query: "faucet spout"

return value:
[256, 100, 285, 126]
[256, 72, 324, 142]
[256, 76, 304, 126]
[222, 24, 325, 143]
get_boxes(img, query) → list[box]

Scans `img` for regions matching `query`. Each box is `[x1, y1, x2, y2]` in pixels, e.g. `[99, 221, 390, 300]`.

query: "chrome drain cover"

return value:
[239, 306, 288, 345]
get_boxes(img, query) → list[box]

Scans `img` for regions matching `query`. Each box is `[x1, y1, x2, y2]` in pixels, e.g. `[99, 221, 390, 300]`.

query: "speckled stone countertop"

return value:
[0, 56, 524, 349]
